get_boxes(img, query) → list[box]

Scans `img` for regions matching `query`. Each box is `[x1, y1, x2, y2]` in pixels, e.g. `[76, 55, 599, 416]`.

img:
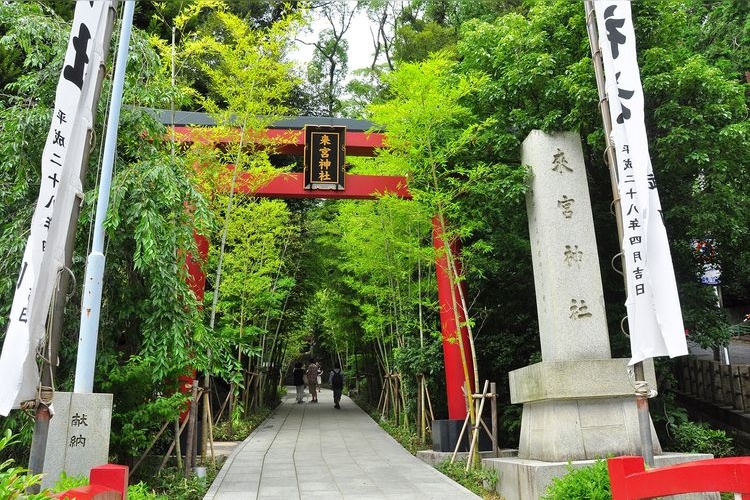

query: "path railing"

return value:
[675, 357, 750, 411]
[608, 455, 750, 499]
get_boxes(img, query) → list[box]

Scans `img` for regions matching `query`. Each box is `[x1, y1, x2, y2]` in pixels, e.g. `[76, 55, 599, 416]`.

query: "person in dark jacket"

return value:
[292, 361, 305, 403]
[328, 362, 344, 409]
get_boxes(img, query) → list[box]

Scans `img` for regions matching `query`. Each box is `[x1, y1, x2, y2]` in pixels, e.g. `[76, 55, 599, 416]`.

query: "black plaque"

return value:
[304, 125, 345, 190]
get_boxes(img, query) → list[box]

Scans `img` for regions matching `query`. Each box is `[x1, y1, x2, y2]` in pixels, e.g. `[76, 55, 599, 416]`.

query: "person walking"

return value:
[306, 358, 319, 403]
[292, 361, 305, 404]
[329, 362, 344, 409]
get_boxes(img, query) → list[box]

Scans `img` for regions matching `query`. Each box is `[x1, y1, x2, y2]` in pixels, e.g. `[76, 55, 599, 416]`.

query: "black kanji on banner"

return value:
[304, 126, 345, 190]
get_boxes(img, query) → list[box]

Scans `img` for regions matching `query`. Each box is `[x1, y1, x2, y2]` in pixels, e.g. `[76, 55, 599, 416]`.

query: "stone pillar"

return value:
[42, 392, 113, 488]
[484, 131, 717, 500]
[525, 131, 611, 362]
[511, 130, 659, 461]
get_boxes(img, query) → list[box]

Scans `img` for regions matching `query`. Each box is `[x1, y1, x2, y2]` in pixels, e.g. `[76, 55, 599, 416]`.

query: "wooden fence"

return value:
[675, 357, 750, 411]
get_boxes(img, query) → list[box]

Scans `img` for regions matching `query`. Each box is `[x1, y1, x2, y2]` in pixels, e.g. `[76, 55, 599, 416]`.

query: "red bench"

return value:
[608, 455, 750, 499]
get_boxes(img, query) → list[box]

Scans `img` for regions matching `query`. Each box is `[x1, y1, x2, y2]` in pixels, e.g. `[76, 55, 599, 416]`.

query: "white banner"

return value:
[0, 1, 114, 415]
[594, 1, 688, 365]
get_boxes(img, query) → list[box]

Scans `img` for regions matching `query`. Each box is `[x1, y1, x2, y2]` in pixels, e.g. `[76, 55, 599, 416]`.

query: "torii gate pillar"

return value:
[433, 217, 474, 420]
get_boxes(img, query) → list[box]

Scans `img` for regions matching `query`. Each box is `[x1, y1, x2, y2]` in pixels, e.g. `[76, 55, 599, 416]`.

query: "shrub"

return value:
[127, 481, 165, 499]
[436, 460, 498, 497]
[213, 406, 273, 441]
[0, 430, 46, 499]
[543, 459, 612, 500]
[670, 421, 734, 457]
[50, 472, 87, 492]
[377, 417, 427, 455]
[144, 463, 221, 500]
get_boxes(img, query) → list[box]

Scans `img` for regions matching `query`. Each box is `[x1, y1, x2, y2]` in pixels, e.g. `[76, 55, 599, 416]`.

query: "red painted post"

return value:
[55, 464, 128, 499]
[54, 485, 121, 499]
[90, 464, 128, 496]
[179, 232, 209, 421]
[433, 216, 474, 420]
[607, 455, 645, 499]
[186, 232, 209, 303]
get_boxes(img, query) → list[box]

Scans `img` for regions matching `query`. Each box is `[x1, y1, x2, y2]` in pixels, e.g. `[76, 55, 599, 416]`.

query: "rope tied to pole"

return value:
[628, 365, 658, 398]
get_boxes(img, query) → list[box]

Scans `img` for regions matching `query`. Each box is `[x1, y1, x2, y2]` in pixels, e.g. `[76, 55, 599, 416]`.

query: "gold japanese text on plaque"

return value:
[304, 125, 346, 190]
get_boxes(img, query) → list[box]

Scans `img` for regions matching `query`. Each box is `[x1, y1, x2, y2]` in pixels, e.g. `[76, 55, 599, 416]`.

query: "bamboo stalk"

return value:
[425, 381, 435, 422]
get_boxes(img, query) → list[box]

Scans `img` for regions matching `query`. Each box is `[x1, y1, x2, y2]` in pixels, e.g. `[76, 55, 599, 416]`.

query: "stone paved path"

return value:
[204, 387, 480, 500]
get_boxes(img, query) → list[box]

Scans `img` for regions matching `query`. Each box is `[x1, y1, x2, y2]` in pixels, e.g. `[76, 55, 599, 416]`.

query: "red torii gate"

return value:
[167, 111, 474, 420]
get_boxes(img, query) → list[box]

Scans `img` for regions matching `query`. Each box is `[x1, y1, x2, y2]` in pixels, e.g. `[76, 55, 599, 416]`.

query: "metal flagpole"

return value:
[583, 1, 655, 466]
[74, 0, 136, 393]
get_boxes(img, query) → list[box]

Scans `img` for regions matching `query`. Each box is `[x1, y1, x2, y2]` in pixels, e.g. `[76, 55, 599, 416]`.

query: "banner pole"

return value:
[584, 0, 654, 467]
[74, 0, 136, 394]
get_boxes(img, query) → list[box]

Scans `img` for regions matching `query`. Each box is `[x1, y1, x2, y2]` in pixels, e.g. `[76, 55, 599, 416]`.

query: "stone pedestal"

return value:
[42, 392, 112, 488]
[510, 358, 660, 461]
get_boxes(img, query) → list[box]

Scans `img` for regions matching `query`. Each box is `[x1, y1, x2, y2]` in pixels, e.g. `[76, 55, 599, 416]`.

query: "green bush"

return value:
[212, 406, 273, 441]
[127, 481, 166, 499]
[99, 361, 188, 462]
[0, 430, 47, 499]
[436, 460, 498, 497]
[377, 417, 428, 454]
[142, 465, 219, 500]
[670, 421, 734, 457]
[49, 472, 87, 492]
[543, 459, 611, 500]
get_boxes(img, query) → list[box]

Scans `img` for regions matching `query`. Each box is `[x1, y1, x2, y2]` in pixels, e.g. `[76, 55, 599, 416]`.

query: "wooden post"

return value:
[711, 361, 722, 403]
[159, 418, 188, 472]
[490, 382, 498, 458]
[720, 363, 733, 407]
[732, 365, 744, 411]
[201, 390, 209, 464]
[696, 360, 706, 400]
[688, 358, 700, 397]
[424, 383, 435, 422]
[450, 411, 471, 464]
[184, 380, 199, 478]
[741, 366, 750, 413]
[466, 380, 490, 470]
